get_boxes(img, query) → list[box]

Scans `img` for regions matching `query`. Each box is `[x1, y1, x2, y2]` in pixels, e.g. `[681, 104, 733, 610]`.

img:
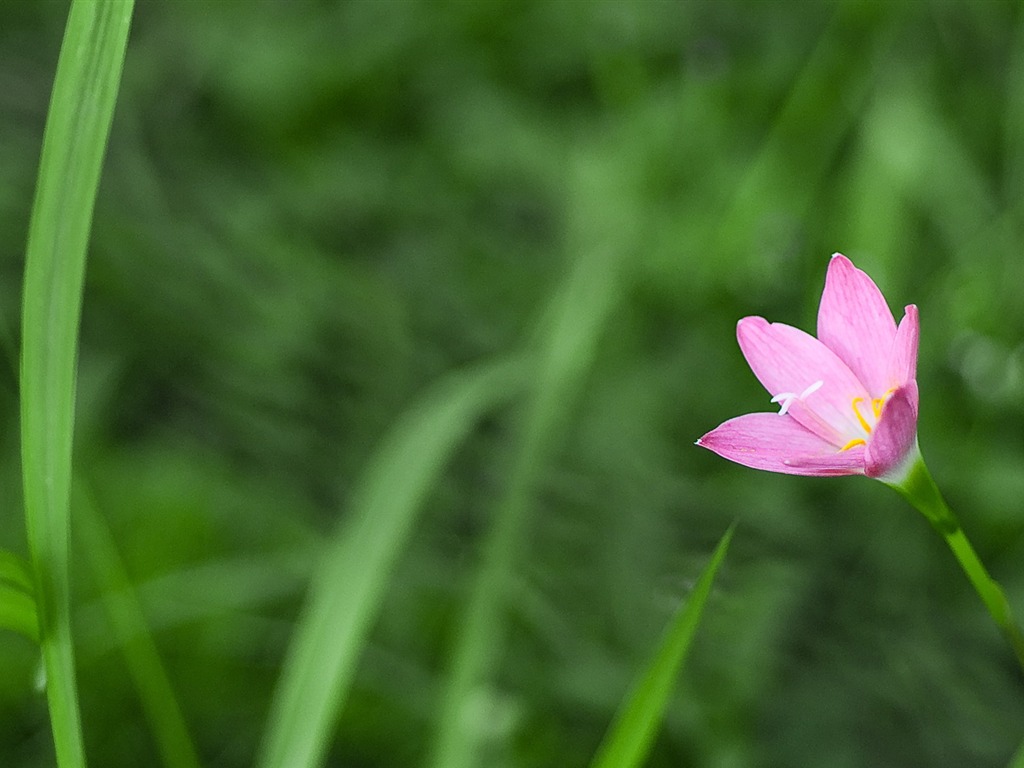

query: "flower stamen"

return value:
[770, 380, 823, 416]
[851, 397, 874, 434]
[770, 392, 797, 416]
[799, 380, 824, 399]
[846, 388, 897, 448]
[871, 388, 896, 419]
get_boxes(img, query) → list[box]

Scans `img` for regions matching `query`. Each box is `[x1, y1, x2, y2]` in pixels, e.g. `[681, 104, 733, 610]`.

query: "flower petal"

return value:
[817, 253, 897, 397]
[888, 304, 919, 389]
[697, 413, 862, 476]
[864, 386, 918, 479]
[737, 316, 869, 445]
[784, 443, 866, 475]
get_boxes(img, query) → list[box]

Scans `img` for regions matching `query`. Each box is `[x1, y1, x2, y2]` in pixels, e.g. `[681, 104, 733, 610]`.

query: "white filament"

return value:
[771, 380, 823, 416]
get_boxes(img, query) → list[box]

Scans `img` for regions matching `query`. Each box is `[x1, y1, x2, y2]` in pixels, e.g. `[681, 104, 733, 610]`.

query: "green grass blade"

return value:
[1010, 738, 1024, 768]
[0, 550, 40, 641]
[0, 582, 39, 643]
[257, 356, 528, 768]
[76, 549, 317, 647]
[426, 146, 634, 768]
[0, 550, 36, 595]
[73, 481, 202, 768]
[20, 1, 134, 765]
[590, 525, 735, 768]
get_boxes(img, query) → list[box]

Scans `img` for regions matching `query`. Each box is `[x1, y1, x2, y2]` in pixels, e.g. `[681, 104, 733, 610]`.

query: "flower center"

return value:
[840, 390, 894, 451]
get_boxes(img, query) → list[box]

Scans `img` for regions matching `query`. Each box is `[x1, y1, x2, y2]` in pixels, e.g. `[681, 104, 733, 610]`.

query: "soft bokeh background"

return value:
[2, 1, 1024, 766]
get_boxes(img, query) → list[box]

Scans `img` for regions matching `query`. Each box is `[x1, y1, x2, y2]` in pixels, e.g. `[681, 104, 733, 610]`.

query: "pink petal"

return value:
[784, 443, 866, 475]
[864, 386, 918, 479]
[901, 378, 919, 417]
[737, 316, 869, 446]
[697, 413, 863, 477]
[817, 253, 897, 398]
[888, 304, 919, 389]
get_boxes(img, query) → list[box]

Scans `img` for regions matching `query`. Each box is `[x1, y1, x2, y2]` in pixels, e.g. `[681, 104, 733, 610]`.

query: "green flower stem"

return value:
[887, 454, 1024, 675]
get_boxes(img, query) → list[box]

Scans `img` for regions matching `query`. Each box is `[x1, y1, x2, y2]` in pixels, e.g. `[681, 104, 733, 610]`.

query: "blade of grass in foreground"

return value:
[257, 356, 528, 768]
[590, 526, 735, 768]
[73, 481, 202, 768]
[20, 1, 134, 765]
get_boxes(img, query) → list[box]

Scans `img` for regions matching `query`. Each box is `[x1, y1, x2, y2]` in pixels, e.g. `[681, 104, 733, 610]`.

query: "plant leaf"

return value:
[20, 1, 134, 765]
[0, 582, 39, 643]
[1008, 737, 1024, 768]
[590, 525, 735, 768]
[74, 482, 202, 768]
[0, 550, 35, 595]
[427, 144, 633, 768]
[257, 355, 528, 768]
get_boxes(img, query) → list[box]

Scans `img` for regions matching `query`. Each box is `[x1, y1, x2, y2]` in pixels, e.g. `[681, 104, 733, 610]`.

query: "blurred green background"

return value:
[3, 1, 1024, 766]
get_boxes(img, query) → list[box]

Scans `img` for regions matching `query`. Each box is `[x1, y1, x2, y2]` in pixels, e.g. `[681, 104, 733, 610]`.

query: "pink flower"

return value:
[697, 254, 920, 480]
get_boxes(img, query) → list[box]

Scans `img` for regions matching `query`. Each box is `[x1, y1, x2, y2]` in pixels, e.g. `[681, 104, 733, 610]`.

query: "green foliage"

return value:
[0, 584, 37, 644]
[591, 525, 734, 768]
[0, 551, 35, 597]
[428, 148, 636, 768]
[74, 482, 200, 768]
[0, 550, 36, 644]
[1010, 737, 1024, 768]
[259, 356, 527, 768]
[1, 1, 1023, 767]
[19, 1, 133, 765]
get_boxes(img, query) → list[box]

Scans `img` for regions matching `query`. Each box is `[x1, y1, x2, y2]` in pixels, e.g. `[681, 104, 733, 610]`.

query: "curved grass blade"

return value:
[76, 549, 316, 649]
[0, 549, 37, 642]
[0, 550, 36, 595]
[20, 1, 134, 765]
[427, 149, 630, 768]
[73, 481, 202, 768]
[1011, 739, 1024, 768]
[590, 525, 735, 768]
[0, 582, 39, 643]
[257, 356, 528, 768]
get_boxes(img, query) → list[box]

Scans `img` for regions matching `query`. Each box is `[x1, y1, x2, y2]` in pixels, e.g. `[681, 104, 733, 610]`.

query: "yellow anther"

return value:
[848, 387, 899, 446]
[851, 397, 873, 434]
[871, 387, 897, 419]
